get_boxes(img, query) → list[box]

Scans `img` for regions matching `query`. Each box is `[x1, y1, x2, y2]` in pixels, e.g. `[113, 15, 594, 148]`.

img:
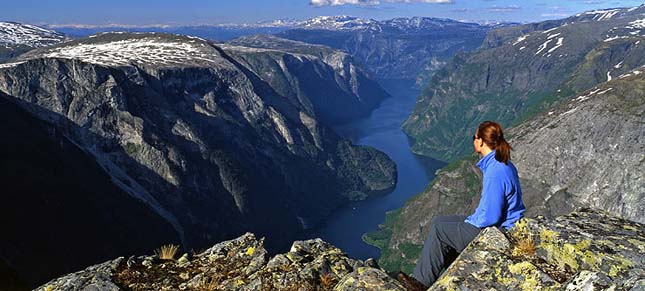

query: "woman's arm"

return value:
[465, 175, 505, 228]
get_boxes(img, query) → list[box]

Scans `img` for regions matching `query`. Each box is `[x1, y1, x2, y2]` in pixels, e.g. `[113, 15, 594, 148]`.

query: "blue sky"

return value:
[1, 0, 643, 25]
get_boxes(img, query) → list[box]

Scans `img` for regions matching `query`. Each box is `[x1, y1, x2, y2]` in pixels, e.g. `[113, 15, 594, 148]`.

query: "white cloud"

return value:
[310, 0, 453, 6]
[487, 5, 522, 13]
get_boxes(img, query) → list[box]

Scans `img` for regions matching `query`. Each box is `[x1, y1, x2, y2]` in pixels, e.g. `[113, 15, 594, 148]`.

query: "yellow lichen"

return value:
[539, 229, 559, 243]
[435, 275, 458, 291]
[245, 246, 255, 256]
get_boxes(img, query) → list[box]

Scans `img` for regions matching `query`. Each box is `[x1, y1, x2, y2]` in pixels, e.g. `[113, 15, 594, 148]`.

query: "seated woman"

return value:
[397, 121, 526, 290]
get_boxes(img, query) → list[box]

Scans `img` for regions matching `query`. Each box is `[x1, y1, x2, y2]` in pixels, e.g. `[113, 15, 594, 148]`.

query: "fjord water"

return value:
[303, 79, 446, 260]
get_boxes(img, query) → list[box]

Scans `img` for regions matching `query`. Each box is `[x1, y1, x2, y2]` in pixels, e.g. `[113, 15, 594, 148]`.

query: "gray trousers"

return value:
[412, 215, 481, 286]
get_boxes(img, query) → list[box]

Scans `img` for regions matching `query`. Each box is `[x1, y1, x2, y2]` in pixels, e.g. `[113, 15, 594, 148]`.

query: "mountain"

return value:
[226, 34, 390, 124]
[0, 94, 177, 290]
[403, 5, 645, 162]
[0, 32, 395, 287]
[365, 65, 645, 274]
[277, 16, 495, 81]
[0, 22, 69, 61]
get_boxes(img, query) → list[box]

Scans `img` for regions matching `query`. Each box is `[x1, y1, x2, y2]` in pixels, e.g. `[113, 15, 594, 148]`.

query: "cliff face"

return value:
[0, 32, 395, 286]
[403, 6, 645, 162]
[33, 209, 644, 291]
[509, 68, 645, 224]
[367, 65, 644, 274]
[0, 95, 176, 290]
[226, 34, 391, 125]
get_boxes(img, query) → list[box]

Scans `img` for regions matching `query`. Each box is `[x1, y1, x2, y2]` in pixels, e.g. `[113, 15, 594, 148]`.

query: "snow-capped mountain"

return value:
[0, 22, 68, 47]
[0, 21, 69, 61]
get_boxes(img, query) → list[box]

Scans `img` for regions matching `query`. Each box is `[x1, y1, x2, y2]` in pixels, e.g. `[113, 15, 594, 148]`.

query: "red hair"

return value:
[476, 121, 513, 164]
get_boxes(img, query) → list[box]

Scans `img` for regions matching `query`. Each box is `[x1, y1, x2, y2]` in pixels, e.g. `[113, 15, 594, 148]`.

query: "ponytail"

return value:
[495, 138, 512, 165]
[476, 121, 513, 164]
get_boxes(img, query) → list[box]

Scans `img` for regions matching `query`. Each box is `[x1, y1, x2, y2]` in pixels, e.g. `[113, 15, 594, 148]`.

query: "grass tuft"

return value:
[155, 244, 180, 261]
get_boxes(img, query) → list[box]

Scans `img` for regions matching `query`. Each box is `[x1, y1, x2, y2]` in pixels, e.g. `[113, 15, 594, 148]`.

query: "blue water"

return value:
[303, 79, 446, 260]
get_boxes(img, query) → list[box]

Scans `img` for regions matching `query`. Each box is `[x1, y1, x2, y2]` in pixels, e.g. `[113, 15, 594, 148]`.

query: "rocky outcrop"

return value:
[403, 5, 645, 162]
[34, 209, 644, 291]
[0, 32, 395, 287]
[431, 209, 644, 290]
[277, 17, 492, 81]
[225, 34, 391, 125]
[35, 233, 406, 291]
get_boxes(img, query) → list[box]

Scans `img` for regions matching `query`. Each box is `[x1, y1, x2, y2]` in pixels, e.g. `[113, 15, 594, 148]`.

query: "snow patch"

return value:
[547, 33, 561, 39]
[0, 61, 26, 69]
[627, 18, 645, 29]
[513, 35, 528, 45]
[36, 38, 219, 67]
[535, 39, 553, 55]
[0, 22, 67, 47]
[547, 37, 564, 53]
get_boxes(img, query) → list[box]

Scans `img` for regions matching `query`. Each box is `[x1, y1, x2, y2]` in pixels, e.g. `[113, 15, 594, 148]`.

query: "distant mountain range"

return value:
[36, 16, 507, 81]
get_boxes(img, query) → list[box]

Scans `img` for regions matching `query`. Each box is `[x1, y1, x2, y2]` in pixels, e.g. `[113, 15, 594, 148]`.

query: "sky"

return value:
[1, 0, 643, 26]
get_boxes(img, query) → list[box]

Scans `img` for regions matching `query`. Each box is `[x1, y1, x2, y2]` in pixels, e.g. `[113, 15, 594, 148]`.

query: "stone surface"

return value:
[430, 209, 645, 291]
[36, 209, 643, 291]
[35, 233, 402, 291]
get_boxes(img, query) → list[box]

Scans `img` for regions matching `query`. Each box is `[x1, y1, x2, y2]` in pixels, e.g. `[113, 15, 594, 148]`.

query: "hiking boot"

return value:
[393, 271, 427, 291]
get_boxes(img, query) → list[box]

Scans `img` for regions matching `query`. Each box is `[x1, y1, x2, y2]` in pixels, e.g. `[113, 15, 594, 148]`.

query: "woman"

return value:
[398, 121, 526, 290]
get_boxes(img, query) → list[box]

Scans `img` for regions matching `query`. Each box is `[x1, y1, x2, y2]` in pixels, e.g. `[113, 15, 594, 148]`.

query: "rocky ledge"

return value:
[431, 208, 644, 291]
[36, 209, 643, 291]
[35, 233, 405, 291]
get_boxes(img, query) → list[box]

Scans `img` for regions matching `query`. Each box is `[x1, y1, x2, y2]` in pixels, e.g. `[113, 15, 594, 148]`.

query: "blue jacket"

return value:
[465, 150, 525, 229]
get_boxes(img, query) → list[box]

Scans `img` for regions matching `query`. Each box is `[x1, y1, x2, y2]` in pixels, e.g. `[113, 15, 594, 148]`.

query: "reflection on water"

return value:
[302, 79, 446, 260]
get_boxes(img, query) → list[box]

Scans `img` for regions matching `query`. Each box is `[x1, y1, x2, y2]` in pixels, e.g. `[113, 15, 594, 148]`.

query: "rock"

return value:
[34, 258, 123, 291]
[430, 209, 645, 290]
[429, 227, 560, 291]
[177, 253, 189, 265]
[34, 209, 643, 290]
[334, 267, 406, 291]
[563, 270, 615, 291]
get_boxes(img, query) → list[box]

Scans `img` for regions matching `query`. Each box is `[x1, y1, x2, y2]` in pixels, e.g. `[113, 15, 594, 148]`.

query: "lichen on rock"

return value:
[430, 208, 644, 291]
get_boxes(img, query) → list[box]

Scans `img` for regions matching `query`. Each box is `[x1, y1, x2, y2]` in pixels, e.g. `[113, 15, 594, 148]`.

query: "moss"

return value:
[123, 142, 140, 155]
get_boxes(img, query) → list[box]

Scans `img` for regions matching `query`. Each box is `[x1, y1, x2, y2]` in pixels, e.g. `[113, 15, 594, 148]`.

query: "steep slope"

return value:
[0, 22, 68, 61]
[367, 67, 645, 273]
[404, 5, 645, 162]
[277, 16, 492, 81]
[0, 94, 177, 289]
[0, 32, 396, 283]
[225, 34, 390, 125]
